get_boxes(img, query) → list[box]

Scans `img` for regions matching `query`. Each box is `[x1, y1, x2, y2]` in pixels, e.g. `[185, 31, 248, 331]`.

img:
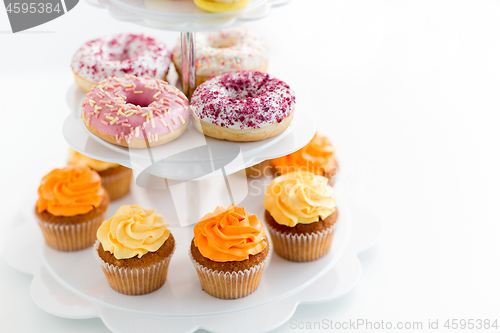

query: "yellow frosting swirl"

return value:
[271, 133, 337, 176]
[97, 204, 171, 259]
[194, 204, 267, 262]
[264, 171, 336, 227]
[68, 148, 119, 172]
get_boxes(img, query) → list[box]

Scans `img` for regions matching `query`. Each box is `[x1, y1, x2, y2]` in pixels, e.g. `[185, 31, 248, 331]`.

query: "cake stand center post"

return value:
[180, 31, 196, 99]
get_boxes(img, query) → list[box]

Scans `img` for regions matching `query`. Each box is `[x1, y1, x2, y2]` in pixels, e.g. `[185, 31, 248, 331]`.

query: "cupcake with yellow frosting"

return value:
[190, 204, 269, 299]
[270, 133, 338, 184]
[94, 204, 175, 295]
[68, 148, 132, 201]
[35, 165, 109, 251]
[263, 171, 338, 262]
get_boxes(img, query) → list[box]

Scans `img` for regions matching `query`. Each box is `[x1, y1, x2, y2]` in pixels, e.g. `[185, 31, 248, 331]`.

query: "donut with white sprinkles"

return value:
[81, 76, 189, 148]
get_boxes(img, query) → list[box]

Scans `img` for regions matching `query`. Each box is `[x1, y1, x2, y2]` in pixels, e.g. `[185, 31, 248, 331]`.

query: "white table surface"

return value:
[1, 0, 500, 332]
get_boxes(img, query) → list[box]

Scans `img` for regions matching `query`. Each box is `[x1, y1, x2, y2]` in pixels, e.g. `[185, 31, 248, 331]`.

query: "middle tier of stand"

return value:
[64, 83, 316, 181]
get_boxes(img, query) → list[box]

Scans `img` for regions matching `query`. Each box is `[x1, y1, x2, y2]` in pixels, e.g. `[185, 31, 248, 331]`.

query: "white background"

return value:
[1, 0, 500, 332]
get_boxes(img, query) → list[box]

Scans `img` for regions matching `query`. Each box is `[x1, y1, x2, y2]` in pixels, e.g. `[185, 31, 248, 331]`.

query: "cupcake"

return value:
[94, 204, 175, 295]
[263, 171, 338, 262]
[35, 165, 109, 251]
[248, 133, 338, 183]
[68, 148, 132, 201]
[189, 204, 269, 299]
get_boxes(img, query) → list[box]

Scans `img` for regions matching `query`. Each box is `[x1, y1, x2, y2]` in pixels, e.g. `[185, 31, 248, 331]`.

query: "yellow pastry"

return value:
[194, 0, 250, 13]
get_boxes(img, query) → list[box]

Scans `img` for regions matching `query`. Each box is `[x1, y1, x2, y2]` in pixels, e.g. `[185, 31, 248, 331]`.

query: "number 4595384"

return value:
[444, 319, 498, 330]
[5, 2, 61, 14]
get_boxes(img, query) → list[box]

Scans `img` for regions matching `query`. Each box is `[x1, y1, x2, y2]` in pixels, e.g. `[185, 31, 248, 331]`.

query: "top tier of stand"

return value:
[86, 0, 291, 32]
[70, 0, 309, 182]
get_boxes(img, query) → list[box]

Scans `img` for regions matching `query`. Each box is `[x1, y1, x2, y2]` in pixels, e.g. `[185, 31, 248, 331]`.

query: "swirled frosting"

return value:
[97, 204, 170, 260]
[68, 148, 119, 172]
[36, 165, 104, 217]
[271, 133, 337, 175]
[194, 204, 267, 262]
[264, 171, 336, 227]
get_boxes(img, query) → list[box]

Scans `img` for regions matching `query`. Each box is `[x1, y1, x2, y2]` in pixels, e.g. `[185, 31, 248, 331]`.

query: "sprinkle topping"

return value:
[172, 26, 268, 77]
[71, 34, 171, 84]
[82, 76, 190, 144]
[191, 71, 295, 130]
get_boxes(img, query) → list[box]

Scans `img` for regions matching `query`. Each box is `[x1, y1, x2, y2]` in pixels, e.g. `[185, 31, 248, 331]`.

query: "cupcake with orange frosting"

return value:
[94, 204, 175, 295]
[190, 204, 269, 299]
[247, 133, 338, 183]
[263, 171, 338, 262]
[68, 148, 132, 201]
[35, 165, 109, 251]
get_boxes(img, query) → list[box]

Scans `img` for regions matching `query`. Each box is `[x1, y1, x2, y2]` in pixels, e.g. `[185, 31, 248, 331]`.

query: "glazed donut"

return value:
[190, 71, 295, 142]
[72, 34, 171, 93]
[173, 26, 268, 88]
[81, 76, 190, 148]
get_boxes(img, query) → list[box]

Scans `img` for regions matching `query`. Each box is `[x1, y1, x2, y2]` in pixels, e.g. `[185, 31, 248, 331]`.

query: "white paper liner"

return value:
[36, 214, 105, 251]
[189, 249, 268, 300]
[266, 222, 336, 262]
[93, 241, 176, 296]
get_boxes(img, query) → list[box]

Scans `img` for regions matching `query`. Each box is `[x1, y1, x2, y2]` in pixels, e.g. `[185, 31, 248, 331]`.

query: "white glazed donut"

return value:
[72, 34, 171, 93]
[190, 71, 295, 142]
[172, 27, 268, 87]
[81, 76, 190, 148]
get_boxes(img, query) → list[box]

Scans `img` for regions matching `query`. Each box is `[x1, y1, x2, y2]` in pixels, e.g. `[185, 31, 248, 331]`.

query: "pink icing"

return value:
[71, 34, 171, 83]
[81, 76, 189, 144]
[190, 71, 295, 130]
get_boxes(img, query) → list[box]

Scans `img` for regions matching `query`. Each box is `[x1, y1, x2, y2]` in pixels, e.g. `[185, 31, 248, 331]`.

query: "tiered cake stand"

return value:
[2, 2, 381, 332]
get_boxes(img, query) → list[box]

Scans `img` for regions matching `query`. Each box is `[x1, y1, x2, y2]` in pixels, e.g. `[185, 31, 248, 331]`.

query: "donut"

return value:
[193, 0, 249, 13]
[71, 34, 171, 93]
[190, 71, 295, 142]
[172, 27, 268, 88]
[81, 76, 190, 148]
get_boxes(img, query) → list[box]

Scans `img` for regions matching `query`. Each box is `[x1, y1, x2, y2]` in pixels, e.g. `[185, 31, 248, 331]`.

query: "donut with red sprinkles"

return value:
[71, 34, 171, 93]
[190, 71, 295, 142]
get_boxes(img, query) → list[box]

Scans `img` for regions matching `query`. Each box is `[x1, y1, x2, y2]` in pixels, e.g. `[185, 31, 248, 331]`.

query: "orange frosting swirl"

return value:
[271, 133, 336, 175]
[194, 204, 267, 262]
[68, 148, 119, 172]
[36, 165, 104, 217]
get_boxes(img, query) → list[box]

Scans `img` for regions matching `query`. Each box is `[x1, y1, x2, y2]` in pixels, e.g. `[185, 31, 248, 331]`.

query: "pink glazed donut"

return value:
[190, 71, 295, 142]
[82, 76, 189, 148]
[71, 34, 171, 93]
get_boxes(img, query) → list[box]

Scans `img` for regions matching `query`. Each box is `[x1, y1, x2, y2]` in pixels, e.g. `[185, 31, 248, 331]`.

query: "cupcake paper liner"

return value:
[36, 213, 106, 252]
[189, 250, 268, 300]
[93, 241, 176, 296]
[266, 223, 337, 262]
[100, 168, 132, 201]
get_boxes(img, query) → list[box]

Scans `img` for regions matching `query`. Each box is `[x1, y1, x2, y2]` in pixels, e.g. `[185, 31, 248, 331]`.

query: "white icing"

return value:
[71, 34, 171, 84]
[173, 26, 268, 77]
[190, 71, 295, 130]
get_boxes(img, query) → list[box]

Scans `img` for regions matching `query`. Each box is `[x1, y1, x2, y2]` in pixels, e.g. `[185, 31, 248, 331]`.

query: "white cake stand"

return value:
[2, 177, 380, 333]
[9, 1, 381, 331]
